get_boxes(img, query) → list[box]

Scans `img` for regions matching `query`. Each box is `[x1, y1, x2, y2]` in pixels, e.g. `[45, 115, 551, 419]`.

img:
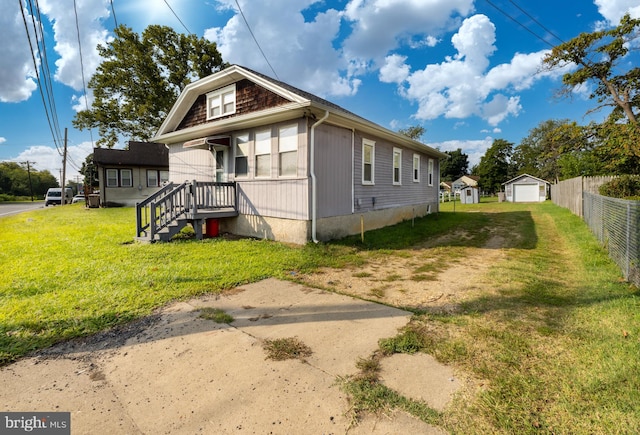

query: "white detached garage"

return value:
[502, 174, 549, 203]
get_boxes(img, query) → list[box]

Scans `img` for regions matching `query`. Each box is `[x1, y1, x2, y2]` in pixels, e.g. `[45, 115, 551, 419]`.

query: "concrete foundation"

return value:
[221, 202, 437, 244]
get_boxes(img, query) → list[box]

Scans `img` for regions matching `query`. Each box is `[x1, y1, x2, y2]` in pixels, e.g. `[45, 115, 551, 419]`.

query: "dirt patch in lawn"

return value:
[297, 233, 508, 313]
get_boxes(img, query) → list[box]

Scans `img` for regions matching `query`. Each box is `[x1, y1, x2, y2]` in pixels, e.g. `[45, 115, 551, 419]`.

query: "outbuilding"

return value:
[502, 174, 549, 203]
[460, 186, 479, 204]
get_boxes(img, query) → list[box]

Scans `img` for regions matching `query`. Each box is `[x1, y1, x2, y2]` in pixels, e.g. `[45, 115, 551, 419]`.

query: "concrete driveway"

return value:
[0, 279, 460, 434]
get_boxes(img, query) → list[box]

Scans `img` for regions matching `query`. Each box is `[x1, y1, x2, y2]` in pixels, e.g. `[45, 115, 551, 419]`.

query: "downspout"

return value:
[351, 128, 355, 214]
[310, 110, 330, 243]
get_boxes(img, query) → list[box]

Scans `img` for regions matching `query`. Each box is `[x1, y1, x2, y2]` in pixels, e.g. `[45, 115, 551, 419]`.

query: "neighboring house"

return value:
[502, 174, 550, 203]
[140, 64, 446, 244]
[440, 181, 452, 193]
[93, 141, 169, 207]
[452, 175, 480, 193]
[460, 186, 479, 204]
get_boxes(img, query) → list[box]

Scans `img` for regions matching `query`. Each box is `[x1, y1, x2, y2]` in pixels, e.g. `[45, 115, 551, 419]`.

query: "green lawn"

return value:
[1, 201, 639, 434]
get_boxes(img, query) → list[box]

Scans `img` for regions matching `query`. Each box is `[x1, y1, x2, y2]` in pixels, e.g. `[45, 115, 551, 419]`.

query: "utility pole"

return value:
[25, 161, 34, 202]
[61, 128, 68, 205]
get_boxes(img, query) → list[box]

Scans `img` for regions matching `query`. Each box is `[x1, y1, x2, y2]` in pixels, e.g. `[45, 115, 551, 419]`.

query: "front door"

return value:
[214, 146, 226, 182]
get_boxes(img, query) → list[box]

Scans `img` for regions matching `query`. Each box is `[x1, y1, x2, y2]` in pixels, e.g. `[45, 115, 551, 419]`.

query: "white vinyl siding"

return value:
[206, 84, 236, 120]
[235, 134, 249, 177]
[278, 124, 298, 177]
[362, 139, 375, 185]
[413, 154, 420, 182]
[255, 129, 271, 178]
[393, 147, 402, 185]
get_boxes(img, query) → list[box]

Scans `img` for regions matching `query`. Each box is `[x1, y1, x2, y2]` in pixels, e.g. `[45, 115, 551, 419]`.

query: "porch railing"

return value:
[136, 181, 237, 240]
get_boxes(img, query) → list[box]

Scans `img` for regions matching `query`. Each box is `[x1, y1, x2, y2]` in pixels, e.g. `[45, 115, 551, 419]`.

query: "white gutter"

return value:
[310, 110, 330, 243]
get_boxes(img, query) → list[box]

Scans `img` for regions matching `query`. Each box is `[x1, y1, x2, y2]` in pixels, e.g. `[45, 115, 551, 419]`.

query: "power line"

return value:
[507, 0, 565, 45]
[18, 0, 63, 156]
[73, 0, 95, 147]
[234, 0, 280, 80]
[162, 0, 191, 35]
[484, 0, 556, 49]
[110, 0, 118, 28]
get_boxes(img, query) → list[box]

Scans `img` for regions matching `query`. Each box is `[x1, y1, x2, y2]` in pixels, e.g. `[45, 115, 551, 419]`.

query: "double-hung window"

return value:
[235, 134, 249, 177]
[207, 84, 236, 120]
[362, 139, 375, 185]
[393, 147, 402, 185]
[413, 154, 420, 182]
[106, 168, 132, 187]
[255, 129, 271, 177]
[147, 170, 169, 187]
[428, 158, 434, 186]
[278, 124, 298, 177]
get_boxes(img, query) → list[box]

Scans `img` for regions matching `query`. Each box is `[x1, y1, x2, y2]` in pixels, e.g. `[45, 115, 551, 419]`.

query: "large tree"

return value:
[0, 162, 57, 198]
[440, 148, 469, 181]
[397, 125, 426, 141]
[474, 139, 514, 194]
[74, 25, 227, 147]
[542, 14, 640, 124]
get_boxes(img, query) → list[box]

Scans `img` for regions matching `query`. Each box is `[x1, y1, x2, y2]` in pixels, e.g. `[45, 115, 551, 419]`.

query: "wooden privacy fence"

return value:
[552, 175, 640, 287]
[550, 176, 615, 217]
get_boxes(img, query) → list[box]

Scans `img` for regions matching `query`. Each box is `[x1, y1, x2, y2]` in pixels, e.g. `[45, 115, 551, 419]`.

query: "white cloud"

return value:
[342, 0, 474, 61]
[379, 54, 410, 84]
[0, 137, 7, 144]
[12, 141, 93, 184]
[431, 137, 495, 168]
[0, 7, 38, 102]
[391, 14, 561, 126]
[38, 0, 110, 92]
[594, 0, 640, 25]
[206, 0, 358, 97]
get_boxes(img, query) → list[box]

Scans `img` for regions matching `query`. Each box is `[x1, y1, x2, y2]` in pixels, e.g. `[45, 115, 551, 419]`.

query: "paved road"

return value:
[0, 201, 44, 218]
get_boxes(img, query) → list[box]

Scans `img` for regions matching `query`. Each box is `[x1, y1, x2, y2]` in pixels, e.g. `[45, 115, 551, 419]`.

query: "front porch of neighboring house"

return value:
[135, 180, 238, 242]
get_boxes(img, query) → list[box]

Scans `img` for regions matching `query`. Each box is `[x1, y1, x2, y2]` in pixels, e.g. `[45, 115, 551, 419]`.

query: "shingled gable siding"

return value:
[177, 79, 291, 130]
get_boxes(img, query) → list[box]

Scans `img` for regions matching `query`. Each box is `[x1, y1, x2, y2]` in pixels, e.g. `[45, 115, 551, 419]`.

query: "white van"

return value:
[45, 188, 73, 206]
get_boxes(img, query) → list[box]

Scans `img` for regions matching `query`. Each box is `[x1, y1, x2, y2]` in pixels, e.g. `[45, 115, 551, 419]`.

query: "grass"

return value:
[2, 201, 639, 433]
[197, 307, 234, 323]
[262, 337, 312, 361]
[0, 204, 356, 364]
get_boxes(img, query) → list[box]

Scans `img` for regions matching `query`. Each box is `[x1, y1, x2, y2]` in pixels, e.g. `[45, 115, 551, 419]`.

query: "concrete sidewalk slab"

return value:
[0, 278, 451, 434]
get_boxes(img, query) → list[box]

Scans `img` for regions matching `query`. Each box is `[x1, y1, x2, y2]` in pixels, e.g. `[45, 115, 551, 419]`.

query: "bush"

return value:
[599, 175, 640, 199]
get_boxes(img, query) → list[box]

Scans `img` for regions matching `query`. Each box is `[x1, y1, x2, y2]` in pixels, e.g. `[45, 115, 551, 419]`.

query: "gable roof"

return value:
[154, 65, 446, 158]
[502, 173, 550, 186]
[93, 141, 168, 167]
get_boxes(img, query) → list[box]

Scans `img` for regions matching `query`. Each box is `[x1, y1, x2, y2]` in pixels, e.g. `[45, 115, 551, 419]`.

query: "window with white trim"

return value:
[413, 154, 420, 182]
[121, 169, 132, 187]
[428, 158, 434, 186]
[393, 147, 402, 185]
[147, 170, 169, 187]
[106, 169, 118, 187]
[255, 129, 271, 178]
[235, 133, 249, 177]
[206, 84, 236, 120]
[147, 170, 158, 187]
[106, 168, 132, 187]
[278, 124, 298, 177]
[362, 139, 375, 185]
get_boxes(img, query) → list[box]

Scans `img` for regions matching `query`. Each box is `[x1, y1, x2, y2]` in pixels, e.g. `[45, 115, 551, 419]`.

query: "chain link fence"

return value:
[583, 192, 640, 287]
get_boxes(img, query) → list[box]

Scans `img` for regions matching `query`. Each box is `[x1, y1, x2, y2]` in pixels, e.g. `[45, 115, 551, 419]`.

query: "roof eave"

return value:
[309, 102, 447, 159]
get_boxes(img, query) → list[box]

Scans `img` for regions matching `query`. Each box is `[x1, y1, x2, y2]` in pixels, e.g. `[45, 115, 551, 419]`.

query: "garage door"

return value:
[513, 184, 538, 202]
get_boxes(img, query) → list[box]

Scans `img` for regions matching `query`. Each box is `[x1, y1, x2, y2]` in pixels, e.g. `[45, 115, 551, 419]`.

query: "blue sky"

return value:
[2, 0, 639, 183]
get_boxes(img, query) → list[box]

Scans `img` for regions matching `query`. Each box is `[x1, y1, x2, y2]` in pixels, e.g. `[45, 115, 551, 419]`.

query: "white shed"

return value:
[460, 186, 479, 204]
[502, 174, 549, 203]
